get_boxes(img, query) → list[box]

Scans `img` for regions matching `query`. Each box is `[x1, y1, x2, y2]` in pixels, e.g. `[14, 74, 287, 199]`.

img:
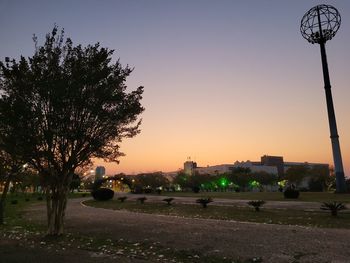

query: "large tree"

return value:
[0, 27, 144, 235]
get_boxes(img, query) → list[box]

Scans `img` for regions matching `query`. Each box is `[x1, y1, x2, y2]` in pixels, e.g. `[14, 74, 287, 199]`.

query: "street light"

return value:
[301, 4, 346, 193]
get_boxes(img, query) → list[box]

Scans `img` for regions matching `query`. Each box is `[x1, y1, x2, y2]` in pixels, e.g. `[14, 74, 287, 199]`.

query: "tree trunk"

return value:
[0, 175, 12, 225]
[46, 173, 73, 236]
[46, 186, 69, 236]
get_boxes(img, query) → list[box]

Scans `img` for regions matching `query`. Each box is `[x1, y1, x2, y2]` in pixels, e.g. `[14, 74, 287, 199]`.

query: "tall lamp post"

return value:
[301, 5, 346, 193]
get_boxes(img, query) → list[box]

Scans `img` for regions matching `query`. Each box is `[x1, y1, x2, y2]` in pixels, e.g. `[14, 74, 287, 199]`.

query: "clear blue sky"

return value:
[1, 0, 350, 175]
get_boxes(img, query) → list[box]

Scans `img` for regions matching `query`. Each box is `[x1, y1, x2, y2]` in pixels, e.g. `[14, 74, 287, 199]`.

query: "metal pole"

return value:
[317, 8, 347, 192]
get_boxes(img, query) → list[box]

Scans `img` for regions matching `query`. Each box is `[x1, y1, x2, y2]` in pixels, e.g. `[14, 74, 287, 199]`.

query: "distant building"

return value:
[184, 160, 197, 175]
[261, 155, 284, 177]
[183, 155, 329, 178]
[284, 162, 329, 172]
[95, 166, 106, 180]
[194, 161, 278, 175]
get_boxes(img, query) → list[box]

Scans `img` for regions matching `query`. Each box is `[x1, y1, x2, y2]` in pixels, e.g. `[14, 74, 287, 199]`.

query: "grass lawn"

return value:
[1, 193, 46, 228]
[156, 191, 350, 203]
[84, 199, 350, 229]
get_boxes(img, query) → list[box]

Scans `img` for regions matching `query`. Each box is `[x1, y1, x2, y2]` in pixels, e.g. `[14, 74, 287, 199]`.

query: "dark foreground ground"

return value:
[1, 197, 350, 263]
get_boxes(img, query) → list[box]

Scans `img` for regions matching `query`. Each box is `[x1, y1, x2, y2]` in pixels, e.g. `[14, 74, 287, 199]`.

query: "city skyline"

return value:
[1, 0, 349, 176]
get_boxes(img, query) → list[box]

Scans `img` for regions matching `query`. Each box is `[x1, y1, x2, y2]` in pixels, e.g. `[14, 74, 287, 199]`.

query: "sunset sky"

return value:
[1, 0, 349, 176]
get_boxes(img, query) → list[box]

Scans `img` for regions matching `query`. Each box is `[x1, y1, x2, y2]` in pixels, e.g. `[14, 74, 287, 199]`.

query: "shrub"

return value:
[163, 197, 174, 205]
[82, 193, 87, 197]
[192, 186, 200, 193]
[11, 200, 18, 205]
[118, 196, 127, 203]
[37, 196, 43, 201]
[196, 197, 213, 208]
[137, 197, 147, 204]
[248, 200, 266, 211]
[320, 201, 347, 216]
[283, 187, 300, 199]
[25, 198, 30, 202]
[91, 188, 114, 201]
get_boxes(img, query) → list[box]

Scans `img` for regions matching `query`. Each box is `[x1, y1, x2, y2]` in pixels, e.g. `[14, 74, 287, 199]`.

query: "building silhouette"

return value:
[95, 166, 106, 180]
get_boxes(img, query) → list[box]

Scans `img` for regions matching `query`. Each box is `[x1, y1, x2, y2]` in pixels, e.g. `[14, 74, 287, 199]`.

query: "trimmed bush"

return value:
[11, 200, 18, 205]
[25, 198, 30, 202]
[37, 196, 43, 201]
[283, 187, 300, 199]
[91, 188, 114, 201]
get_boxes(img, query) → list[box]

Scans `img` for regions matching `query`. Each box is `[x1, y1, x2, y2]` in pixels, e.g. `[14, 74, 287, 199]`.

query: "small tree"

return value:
[0, 27, 144, 235]
[320, 202, 346, 216]
[196, 197, 213, 208]
[163, 197, 174, 205]
[247, 200, 266, 212]
[137, 197, 147, 204]
[117, 196, 127, 203]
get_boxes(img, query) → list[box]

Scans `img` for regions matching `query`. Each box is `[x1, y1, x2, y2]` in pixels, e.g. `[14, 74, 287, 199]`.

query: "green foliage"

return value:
[10, 200, 18, 205]
[137, 197, 147, 204]
[320, 201, 347, 216]
[91, 188, 114, 201]
[132, 172, 169, 192]
[196, 197, 213, 208]
[162, 197, 174, 205]
[308, 166, 332, 191]
[247, 200, 266, 211]
[70, 173, 81, 192]
[173, 172, 213, 192]
[285, 165, 309, 185]
[251, 171, 277, 186]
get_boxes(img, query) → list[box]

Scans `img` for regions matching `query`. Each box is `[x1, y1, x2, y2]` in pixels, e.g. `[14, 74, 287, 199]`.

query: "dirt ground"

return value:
[10, 197, 346, 263]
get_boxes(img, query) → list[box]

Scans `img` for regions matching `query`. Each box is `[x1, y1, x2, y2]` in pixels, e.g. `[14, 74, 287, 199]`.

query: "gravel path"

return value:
[26, 198, 350, 263]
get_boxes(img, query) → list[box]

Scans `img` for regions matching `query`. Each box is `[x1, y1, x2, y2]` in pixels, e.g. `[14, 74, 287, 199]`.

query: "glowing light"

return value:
[278, 180, 287, 187]
[219, 177, 229, 187]
[249, 180, 260, 188]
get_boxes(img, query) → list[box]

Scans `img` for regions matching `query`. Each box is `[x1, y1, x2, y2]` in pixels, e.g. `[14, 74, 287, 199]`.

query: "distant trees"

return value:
[0, 26, 144, 235]
[284, 165, 331, 191]
[285, 166, 309, 186]
[132, 172, 169, 193]
[173, 171, 212, 192]
[173, 168, 277, 193]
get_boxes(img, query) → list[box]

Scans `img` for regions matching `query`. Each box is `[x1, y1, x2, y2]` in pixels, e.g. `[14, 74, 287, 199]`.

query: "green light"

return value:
[249, 180, 260, 188]
[219, 177, 229, 187]
[278, 180, 287, 187]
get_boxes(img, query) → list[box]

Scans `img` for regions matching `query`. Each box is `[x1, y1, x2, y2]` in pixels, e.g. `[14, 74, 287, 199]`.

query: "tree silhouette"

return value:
[0, 26, 144, 235]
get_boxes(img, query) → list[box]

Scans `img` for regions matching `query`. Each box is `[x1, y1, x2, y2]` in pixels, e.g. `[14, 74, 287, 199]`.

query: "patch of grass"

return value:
[156, 191, 350, 203]
[84, 199, 350, 229]
[67, 192, 91, 198]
